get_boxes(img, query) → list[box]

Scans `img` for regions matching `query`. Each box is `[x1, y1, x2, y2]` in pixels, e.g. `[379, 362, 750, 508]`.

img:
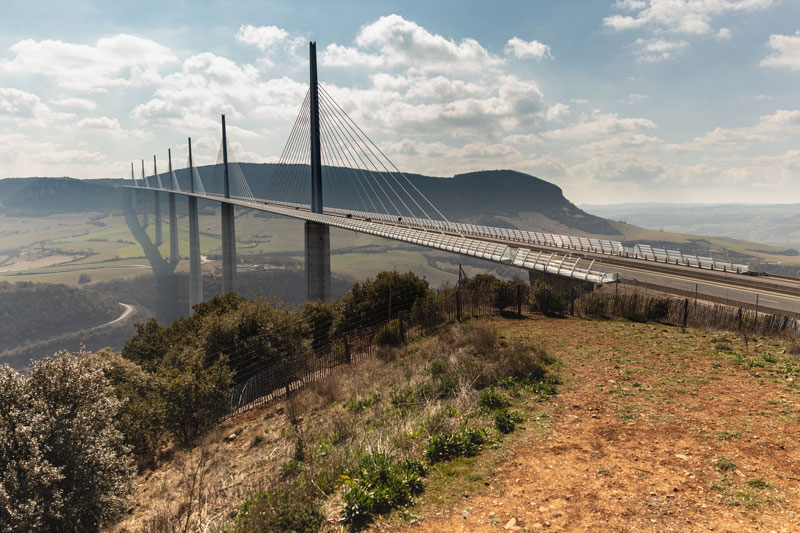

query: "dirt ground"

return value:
[390, 317, 800, 533]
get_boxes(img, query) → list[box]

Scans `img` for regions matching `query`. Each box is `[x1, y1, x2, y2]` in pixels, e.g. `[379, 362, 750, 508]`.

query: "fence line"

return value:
[225, 284, 799, 418]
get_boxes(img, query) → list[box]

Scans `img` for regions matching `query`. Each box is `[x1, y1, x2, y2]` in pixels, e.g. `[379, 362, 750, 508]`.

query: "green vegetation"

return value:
[341, 453, 426, 528]
[0, 281, 119, 350]
[0, 351, 134, 530]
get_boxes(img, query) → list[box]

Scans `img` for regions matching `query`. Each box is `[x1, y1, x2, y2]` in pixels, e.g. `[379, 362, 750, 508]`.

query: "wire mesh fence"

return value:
[224, 283, 799, 418]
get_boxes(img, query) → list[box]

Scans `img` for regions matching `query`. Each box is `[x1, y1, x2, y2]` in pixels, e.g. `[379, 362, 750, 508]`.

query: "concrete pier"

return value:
[188, 196, 203, 310]
[529, 269, 595, 294]
[305, 221, 331, 302]
[153, 192, 163, 247]
[168, 192, 179, 264]
[187, 138, 203, 312]
[221, 203, 236, 294]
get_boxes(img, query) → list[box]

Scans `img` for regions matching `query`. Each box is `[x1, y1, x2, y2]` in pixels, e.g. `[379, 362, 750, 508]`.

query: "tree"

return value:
[0, 351, 134, 531]
[336, 271, 431, 334]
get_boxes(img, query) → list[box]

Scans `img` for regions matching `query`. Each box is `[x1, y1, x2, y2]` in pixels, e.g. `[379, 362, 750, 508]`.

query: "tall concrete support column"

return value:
[168, 193, 178, 263]
[305, 222, 331, 302]
[187, 138, 203, 312]
[153, 155, 163, 247]
[221, 203, 236, 293]
[305, 41, 331, 302]
[167, 149, 179, 265]
[130, 162, 137, 211]
[220, 115, 237, 294]
[140, 160, 149, 228]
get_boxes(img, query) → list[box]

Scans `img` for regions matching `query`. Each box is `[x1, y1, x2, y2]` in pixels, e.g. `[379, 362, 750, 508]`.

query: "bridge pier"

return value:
[529, 269, 596, 295]
[187, 138, 203, 313]
[153, 191, 163, 247]
[188, 196, 203, 310]
[305, 221, 331, 302]
[221, 203, 237, 294]
[168, 192, 179, 264]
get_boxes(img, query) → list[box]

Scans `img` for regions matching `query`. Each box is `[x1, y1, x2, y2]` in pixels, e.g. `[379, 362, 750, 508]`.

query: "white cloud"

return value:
[668, 109, 800, 151]
[546, 103, 570, 122]
[322, 14, 502, 73]
[716, 27, 732, 40]
[633, 38, 688, 62]
[0, 88, 72, 126]
[50, 97, 97, 110]
[543, 111, 657, 142]
[505, 37, 551, 60]
[235, 25, 288, 51]
[604, 0, 775, 36]
[761, 30, 800, 71]
[1, 34, 176, 92]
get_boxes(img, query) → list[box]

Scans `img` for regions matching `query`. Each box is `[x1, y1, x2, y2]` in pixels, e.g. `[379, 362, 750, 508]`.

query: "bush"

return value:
[529, 280, 566, 316]
[479, 387, 509, 410]
[494, 408, 523, 434]
[234, 486, 324, 533]
[159, 349, 234, 445]
[337, 270, 431, 335]
[92, 350, 166, 466]
[374, 319, 404, 347]
[424, 427, 487, 463]
[644, 297, 671, 321]
[411, 292, 444, 330]
[0, 351, 134, 530]
[341, 452, 426, 528]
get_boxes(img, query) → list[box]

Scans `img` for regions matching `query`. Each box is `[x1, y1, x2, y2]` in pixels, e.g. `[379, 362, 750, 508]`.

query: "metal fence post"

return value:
[456, 291, 462, 321]
[516, 284, 522, 316]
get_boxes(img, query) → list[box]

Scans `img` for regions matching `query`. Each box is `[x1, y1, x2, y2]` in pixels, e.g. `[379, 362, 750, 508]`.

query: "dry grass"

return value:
[112, 321, 558, 532]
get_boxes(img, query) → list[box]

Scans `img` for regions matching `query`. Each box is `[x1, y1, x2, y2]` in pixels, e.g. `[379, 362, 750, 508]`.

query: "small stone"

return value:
[224, 433, 238, 442]
[489, 512, 496, 518]
[504, 517, 517, 529]
[675, 453, 689, 460]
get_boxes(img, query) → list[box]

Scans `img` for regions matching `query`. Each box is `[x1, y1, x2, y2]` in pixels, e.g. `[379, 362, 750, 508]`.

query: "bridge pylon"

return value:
[167, 149, 179, 265]
[305, 41, 331, 302]
[187, 137, 203, 313]
[220, 114, 237, 294]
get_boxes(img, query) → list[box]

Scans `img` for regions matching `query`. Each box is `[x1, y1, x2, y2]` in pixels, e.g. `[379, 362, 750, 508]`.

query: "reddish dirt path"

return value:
[390, 318, 800, 532]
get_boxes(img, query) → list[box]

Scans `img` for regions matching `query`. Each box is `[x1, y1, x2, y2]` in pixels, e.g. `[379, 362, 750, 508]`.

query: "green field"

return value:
[0, 209, 467, 287]
[2, 205, 795, 288]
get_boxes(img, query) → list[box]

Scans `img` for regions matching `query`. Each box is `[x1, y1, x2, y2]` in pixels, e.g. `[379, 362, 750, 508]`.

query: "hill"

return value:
[0, 281, 121, 353]
[0, 177, 120, 215]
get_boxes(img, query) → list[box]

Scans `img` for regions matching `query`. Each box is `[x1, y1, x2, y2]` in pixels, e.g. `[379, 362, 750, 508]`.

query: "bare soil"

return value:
[390, 317, 800, 533]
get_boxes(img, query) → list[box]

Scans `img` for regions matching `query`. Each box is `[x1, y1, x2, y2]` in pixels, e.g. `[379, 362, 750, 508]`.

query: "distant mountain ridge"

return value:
[1, 167, 616, 235]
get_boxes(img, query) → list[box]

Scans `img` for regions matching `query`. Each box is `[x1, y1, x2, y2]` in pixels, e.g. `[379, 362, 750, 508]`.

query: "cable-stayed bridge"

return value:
[124, 42, 800, 318]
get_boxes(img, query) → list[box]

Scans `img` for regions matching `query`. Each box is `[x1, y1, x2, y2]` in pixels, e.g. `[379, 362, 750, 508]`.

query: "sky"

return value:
[0, 0, 798, 205]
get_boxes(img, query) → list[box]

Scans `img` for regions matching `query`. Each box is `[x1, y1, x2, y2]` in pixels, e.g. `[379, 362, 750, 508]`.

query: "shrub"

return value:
[581, 293, 610, 317]
[374, 319, 404, 347]
[479, 387, 509, 410]
[644, 297, 672, 321]
[0, 351, 134, 530]
[337, 270, 431, 335]
[341, 453, 426, 528]
[529, 280, 566, 316]
[455, 322, 497, 356]
[411, 292, 444, 330]
[424, 427, 487, 463]
[494, 408, 523, 434]
[234, 486, 323, 533]
[92, 350, 166, 466]
[159, 349, 234, 445]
